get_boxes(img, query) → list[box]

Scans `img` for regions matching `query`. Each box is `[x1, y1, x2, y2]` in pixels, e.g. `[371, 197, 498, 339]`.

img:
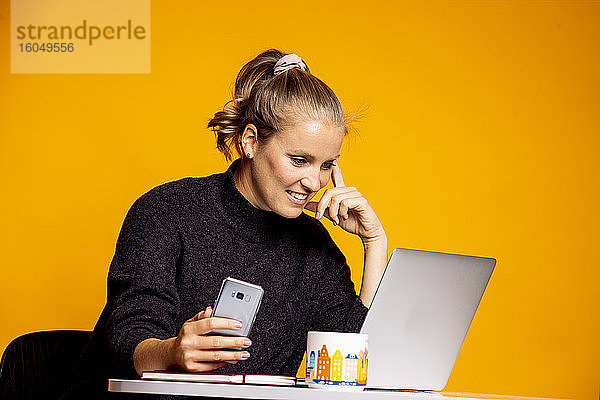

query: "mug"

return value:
[306, 331, 368, 390]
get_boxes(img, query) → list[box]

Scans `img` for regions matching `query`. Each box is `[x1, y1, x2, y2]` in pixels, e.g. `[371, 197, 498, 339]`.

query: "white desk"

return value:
[108, 379, 569, 400]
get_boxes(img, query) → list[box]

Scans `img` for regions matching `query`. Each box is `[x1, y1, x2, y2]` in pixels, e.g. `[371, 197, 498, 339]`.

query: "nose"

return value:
[300, 166, 321, 193]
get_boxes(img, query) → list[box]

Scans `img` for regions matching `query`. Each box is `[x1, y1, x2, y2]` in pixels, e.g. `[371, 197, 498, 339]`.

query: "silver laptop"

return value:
[361, 248, 495, 390]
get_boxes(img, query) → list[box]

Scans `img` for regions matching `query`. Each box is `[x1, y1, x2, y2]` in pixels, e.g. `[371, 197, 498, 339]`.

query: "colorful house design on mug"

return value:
[356, 349, 368, 385]
[343, 354, 358, 382]
[306, 350, 316, 381]
[311, 344, 368, 386]
[316, 345, 330, 380]
[331, 350, 343, 381]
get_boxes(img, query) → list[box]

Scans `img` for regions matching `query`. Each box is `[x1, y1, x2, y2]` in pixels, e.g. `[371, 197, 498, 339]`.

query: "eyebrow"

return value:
[289, 150, 340, 162]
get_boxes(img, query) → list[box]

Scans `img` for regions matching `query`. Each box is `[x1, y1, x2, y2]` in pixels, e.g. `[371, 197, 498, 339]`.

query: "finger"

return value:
[337, 195, 355, 221]
[331, 163, 345, 187]
[338, 193, 364, 222]
[198, 335, 253, 349]
[339, 199, 349, 220]
[187, 306, 212, 323]
[193, 349, 251, 363]
[338, 195, 368, 223]
[317, 187, 355, 221]
[316, 187, 350, 220]
[193, 317, 243, 335]
[304, 201, 337, 223]
[305, 201, 333, 222]
[327, 188, 359, 225]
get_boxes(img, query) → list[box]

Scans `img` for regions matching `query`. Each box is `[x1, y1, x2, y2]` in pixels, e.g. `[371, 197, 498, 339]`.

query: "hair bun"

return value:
[273, 54, 307, 75]
[208, 48, 355, 162]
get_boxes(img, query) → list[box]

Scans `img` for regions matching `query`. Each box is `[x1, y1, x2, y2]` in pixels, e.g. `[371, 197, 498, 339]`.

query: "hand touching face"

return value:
[236, 119, 386, 239]
[304, 163, 386, 243]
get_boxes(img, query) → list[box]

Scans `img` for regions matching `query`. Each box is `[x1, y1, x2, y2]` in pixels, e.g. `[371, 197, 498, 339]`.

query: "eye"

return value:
[321, 162, 335, 170]
[290, 157, 306, 166]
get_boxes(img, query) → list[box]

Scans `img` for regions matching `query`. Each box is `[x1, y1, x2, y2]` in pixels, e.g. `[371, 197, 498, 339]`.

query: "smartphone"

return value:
[208, 277, 264, 363]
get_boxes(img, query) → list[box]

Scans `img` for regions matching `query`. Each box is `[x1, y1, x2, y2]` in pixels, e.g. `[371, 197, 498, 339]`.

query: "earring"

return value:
[247, 152, 252, 158]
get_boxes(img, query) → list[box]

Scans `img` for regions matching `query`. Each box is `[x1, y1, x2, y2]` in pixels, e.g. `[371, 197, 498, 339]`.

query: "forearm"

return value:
[133, 337, 175, 376]
[359, 233, 388, 308]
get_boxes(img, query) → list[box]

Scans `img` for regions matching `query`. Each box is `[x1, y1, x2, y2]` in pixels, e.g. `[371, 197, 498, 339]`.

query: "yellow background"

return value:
[1, 1, 598, 399]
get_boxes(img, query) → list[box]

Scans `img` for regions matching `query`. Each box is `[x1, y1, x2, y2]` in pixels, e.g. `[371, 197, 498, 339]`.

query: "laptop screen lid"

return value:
[360, 248, 495, 390]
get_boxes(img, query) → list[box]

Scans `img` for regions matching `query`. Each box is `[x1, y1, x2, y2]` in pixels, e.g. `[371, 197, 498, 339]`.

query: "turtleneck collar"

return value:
[218, 158, 290, 243]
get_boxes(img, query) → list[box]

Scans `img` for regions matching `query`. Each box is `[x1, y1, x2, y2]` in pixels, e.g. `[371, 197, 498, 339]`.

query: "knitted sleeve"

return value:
[104, 187, 182, 378]
[308, 224, 369, 333]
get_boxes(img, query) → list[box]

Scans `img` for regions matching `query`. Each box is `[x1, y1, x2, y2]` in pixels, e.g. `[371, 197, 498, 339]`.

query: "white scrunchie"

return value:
[273, 53, 307, 75]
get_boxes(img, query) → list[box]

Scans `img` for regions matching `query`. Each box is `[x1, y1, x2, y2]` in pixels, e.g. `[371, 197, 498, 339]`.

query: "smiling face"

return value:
[235, 120, 345, 218]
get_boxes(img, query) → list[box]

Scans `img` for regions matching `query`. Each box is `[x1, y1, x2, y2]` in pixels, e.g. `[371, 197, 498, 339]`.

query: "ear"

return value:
[240, 124, 258, 157]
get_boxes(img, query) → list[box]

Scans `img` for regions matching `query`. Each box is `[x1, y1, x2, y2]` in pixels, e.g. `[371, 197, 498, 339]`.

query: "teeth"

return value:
[288, 191, 308, 200]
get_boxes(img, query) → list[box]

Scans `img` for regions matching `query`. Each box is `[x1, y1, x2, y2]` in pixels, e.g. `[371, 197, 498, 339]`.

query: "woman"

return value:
[61, 49, 387, 399]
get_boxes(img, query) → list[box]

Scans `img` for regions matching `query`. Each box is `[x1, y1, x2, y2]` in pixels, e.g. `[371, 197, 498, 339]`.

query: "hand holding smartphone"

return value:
[207, 277, 264, 364]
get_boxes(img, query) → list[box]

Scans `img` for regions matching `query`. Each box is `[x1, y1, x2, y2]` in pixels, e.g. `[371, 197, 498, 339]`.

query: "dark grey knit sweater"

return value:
[61, 158, 368, 399]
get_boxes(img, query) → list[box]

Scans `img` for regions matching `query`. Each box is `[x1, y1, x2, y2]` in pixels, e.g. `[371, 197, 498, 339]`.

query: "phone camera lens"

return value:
[236, 292, 244, 300]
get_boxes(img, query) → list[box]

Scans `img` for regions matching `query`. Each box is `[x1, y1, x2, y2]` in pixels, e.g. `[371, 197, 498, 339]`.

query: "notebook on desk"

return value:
[142, 371, 296, 386]
[361, 248, 496, 391]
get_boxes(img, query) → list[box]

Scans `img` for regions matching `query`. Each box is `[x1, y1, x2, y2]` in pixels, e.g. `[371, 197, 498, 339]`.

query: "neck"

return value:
[233, 159, 268, 211]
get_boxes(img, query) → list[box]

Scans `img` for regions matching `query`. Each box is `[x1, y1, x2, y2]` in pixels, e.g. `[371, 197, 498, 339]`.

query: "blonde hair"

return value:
[207, 48, 360, 161]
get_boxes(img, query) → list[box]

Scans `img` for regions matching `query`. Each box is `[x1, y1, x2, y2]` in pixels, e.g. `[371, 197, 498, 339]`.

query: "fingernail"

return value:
[241, 352, 250, 359]
[243, 339, 252, 346]
[332, 220, 337, 226]
[316, 212, 321, 219]
[234, 322, 243, 329]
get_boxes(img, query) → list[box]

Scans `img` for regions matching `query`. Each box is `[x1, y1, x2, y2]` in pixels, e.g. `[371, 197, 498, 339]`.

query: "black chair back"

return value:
[0, 330, 91, 400]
